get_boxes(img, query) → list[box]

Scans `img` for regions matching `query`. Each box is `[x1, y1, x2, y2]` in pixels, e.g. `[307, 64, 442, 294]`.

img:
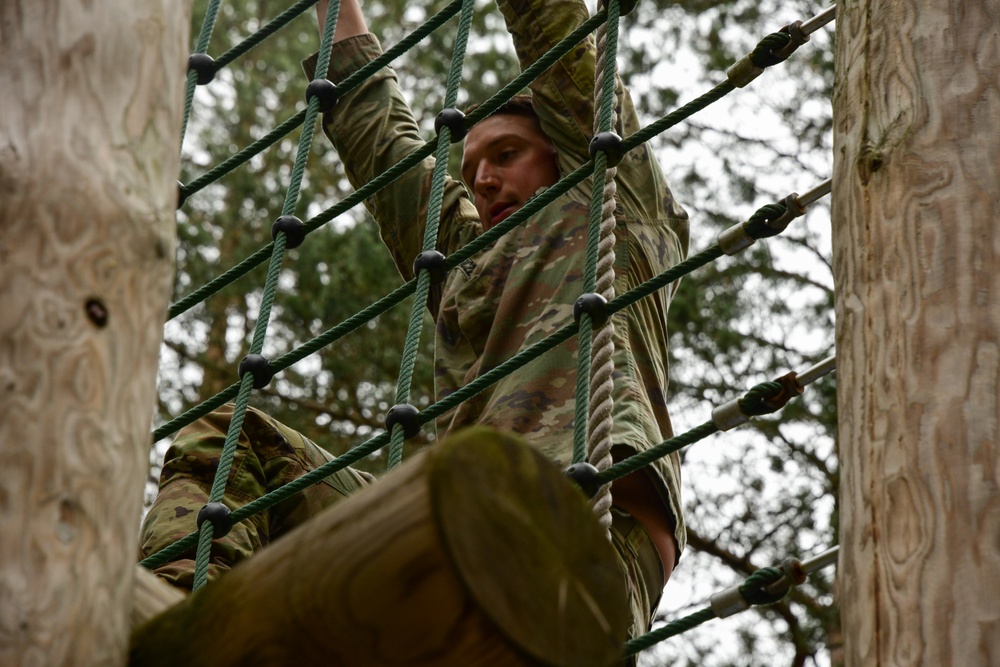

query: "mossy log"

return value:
[130, 428, 628, 666]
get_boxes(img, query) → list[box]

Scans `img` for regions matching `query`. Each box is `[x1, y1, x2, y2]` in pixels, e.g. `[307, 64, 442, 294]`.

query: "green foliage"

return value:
[156, 0, 839, 664]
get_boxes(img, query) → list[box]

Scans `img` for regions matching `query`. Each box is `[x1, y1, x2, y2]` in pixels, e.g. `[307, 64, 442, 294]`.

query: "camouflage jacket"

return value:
[309, 0, 689, 552]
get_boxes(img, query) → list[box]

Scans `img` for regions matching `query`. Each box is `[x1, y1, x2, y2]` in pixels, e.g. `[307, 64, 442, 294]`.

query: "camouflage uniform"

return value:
[140, 404, 373, 588]
[142, 0, 689, 643]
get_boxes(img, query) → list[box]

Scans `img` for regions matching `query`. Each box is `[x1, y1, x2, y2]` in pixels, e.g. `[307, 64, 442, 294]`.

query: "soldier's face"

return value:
[461, 114, 560, 230]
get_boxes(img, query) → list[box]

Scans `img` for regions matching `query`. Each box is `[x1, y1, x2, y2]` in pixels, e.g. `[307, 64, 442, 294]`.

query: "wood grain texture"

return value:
[132, 567, 187, 631]
[0, 1, 188, 664]
[129, 429, 628, 667]
[832, 1, 1000, 665]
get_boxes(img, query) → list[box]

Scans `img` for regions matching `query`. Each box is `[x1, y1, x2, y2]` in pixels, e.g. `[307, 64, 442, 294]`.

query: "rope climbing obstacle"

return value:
[140, 0, 841, 663]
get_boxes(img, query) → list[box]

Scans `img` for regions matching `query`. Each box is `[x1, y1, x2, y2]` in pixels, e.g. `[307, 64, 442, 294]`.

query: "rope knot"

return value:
[739, 567, 788, 606]
[744, 202, 789, 239]
[749, 32, 794, 68]
[739, 382, 788, 417]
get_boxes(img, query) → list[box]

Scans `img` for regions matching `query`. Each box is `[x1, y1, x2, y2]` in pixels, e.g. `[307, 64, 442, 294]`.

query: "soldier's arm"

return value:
[316, 0, 367, 41]
[497, 0, 686, 573]
[306, 0, 480, 282]
[494, 0, 683, 224]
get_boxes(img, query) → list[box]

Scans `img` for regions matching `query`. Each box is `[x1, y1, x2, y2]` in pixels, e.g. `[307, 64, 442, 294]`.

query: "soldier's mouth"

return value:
[490, 203, 518, 225]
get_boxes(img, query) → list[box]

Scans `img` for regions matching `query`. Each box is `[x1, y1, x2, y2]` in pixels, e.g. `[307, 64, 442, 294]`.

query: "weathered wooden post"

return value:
[0, 1, 189, 664]
[833, 1, 1000, 664]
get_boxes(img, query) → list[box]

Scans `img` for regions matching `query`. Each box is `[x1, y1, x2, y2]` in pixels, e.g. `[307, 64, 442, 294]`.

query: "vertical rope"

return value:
[587, 0, 622, 535]
[190, 0, 342, 590]
[181, 0, 224, 146]
[386, 0, 476, 469]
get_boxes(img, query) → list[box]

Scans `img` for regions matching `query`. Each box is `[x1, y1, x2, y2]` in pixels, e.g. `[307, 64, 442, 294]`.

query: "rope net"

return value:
[151, 0, 838, 658]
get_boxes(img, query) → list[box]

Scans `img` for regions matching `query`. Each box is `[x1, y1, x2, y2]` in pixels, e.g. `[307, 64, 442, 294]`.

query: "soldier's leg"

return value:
[139, 404, 371, 590]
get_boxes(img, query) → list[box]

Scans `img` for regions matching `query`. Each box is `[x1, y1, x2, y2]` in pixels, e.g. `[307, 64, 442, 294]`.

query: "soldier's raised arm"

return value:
[316, 0, 369, 42]
[306, 0, 481, 285]
[495, 0, 686, 226]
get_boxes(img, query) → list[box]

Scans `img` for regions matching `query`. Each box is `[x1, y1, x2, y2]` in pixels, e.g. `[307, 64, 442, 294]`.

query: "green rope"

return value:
[739, 381, 785, 415]
[171, 7, 598, 321]
[624, 567, 787, 657]
[596, 376, 791, 485]
[597, 420, 718, 485]
[191, 235, 290, 588]
[191, 370, 257, 589]
[743, 202, 789, 239]
[180, 0, 223, 146]
[312, 0, 341, 88]
[387, 0, 476, 469]
[188, 1, 342, 590]
[176, 0, 464, 210]
[624, 607, 717, 656]
[191, 521, 218, 592]
[739, 567, 787, 606]
[214, 0, 318, 70]
[621, 31, 793, 154]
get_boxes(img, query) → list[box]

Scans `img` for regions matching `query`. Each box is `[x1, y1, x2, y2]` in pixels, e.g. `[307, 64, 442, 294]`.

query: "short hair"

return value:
[464, 93, 537, 120]
[462, 94, 557, 160]
[463, 94, 543, 134]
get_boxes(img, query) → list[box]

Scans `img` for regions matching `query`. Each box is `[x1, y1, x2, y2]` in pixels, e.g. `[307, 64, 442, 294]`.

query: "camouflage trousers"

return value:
[140, 404, 663, 645]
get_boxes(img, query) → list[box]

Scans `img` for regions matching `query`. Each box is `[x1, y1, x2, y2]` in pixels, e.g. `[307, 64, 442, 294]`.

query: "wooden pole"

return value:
[0, 1, 188, 664]
[129, 428, 629, 667]
[833, 1, 1000, 665]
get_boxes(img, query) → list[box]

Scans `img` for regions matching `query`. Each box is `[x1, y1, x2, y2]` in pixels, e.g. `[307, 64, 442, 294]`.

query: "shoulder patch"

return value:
[458, 259, 477, 278]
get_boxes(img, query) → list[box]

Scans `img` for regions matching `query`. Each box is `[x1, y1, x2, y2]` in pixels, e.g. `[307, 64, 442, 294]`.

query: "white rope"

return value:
[587, 15, 619, 537]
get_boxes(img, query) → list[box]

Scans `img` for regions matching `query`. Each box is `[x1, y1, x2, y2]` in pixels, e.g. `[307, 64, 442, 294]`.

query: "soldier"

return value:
[142, 0, 690, 643]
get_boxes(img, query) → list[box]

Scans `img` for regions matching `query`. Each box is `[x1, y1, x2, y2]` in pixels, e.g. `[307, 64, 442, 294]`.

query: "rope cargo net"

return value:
[146, 0, 839, 659]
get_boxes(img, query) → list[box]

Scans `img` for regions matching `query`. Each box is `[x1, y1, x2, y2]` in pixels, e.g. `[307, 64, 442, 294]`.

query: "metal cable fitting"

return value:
[712, 356, 833, 430]
[718, 179, 832, 255]
[726, 5, 837, 88]
[711, 546, 839, 618]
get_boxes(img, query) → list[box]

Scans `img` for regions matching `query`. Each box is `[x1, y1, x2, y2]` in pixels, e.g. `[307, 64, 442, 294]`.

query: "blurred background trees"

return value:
[157, 0, 838, 664]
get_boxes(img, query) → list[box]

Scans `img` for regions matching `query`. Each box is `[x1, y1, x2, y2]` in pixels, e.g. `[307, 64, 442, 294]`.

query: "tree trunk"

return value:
[833, 1, 1000, 665]
[0, 1, 188, 664]
[130, 429, 629, 667]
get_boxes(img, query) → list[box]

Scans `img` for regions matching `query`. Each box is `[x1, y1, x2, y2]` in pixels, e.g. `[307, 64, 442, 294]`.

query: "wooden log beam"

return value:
[0, 1, 188, 664]
[833, 1, 1000, 665]
[133, 567, 187, 631]
[129, 428, 628, 666]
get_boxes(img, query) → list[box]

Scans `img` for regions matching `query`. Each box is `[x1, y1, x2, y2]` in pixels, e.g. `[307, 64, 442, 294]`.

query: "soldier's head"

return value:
[461, 95, 560, 230]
